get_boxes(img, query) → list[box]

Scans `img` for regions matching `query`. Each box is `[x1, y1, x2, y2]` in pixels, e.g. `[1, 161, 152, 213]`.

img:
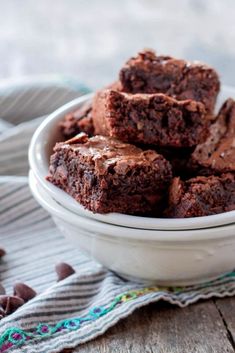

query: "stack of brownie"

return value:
[48, 49, 235, 218]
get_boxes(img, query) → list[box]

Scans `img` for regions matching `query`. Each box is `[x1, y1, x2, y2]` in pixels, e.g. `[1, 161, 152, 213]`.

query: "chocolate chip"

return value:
[13, 283, 37, 302]
[55, 262, 75, 281]
[0, 295, 24, 315]
[0, 248, 6, 257]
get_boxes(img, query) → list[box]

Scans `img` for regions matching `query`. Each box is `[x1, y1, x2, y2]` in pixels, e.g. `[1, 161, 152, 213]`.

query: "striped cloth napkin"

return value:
[0, 78, 234, 353]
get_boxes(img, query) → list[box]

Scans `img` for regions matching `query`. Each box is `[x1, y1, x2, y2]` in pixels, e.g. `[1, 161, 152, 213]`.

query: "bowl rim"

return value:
[29, 169, 235, 242]
[28, 86, 235, 231]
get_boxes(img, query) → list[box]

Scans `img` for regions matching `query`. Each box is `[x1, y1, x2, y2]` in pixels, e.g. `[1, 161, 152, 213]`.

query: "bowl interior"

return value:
[29, 86, 235, 230]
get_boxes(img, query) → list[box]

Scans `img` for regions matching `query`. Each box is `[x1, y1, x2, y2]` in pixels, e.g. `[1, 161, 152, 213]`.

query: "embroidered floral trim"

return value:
[1, 270, 234, 353]
[0, 287, 160, 352]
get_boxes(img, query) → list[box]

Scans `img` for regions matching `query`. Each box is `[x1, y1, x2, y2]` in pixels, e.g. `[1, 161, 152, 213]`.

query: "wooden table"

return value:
[1, 1, 235, 352]
[60, 297, 235, 353]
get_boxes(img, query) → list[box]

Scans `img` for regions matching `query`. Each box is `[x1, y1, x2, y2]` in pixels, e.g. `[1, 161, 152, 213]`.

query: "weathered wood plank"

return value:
[61, 298, 235, 353]
[214, 297, 235, 350]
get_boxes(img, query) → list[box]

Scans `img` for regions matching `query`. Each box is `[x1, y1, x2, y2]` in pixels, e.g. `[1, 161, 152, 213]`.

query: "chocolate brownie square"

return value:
[166, 174, 235, 218]
[190, 99, 235, 175]
[47, 133, 172, 214]
[92, 89, 210, 147]
[60, 101, 94, 139]
[119, 50, 220, 112]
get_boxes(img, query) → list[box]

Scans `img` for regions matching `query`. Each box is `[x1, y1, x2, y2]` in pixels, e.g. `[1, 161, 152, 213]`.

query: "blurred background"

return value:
[0, 0, 235, 90]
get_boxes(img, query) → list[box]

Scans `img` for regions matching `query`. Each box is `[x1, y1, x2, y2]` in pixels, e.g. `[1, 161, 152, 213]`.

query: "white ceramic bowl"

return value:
[29, 170, 235, 286]
[29, 86, 235, 230]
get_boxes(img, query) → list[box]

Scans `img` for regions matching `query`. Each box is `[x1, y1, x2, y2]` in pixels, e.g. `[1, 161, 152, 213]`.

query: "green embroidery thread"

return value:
[0, 287, 159, 352]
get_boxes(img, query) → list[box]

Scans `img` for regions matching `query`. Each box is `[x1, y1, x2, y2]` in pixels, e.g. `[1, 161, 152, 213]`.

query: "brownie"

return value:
[47, 133, 173, 214]
[60, 101, 94, 139]
[165, 174, 235, 218]
[190, 98, 235, 175]
[92, 89, 210, 147]
[119, 50, 220, 112]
